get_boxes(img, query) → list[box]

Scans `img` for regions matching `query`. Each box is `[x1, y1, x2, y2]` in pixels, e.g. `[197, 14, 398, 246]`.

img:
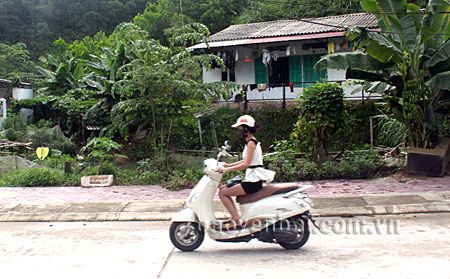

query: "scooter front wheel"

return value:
[170, 222, 204, 251]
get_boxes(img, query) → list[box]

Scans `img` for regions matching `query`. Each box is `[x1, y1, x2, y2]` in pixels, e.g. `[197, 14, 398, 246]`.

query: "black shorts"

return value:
[241, 181, 263, 194]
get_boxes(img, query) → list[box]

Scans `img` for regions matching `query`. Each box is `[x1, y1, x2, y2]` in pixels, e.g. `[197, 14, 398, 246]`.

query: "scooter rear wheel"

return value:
[277, 216, 310, 250]
[170, 222, 204, 251]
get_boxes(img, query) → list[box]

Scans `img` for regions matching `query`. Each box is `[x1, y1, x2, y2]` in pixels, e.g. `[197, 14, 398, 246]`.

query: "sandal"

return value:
[209, 218, 232, 229]
[221, 222, 243, 231]
[210, 220, 243, 231]
[219, 218, 233, 225]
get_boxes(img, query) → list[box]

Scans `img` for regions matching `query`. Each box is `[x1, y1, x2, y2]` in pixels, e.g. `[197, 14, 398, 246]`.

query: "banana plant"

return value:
[36, 50, 88, 95]
[316, 0, 450, 148]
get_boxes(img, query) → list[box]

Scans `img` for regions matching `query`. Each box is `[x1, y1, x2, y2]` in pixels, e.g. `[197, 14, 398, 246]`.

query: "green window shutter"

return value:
[254, 59, 267, 84]
[289, 56, 302, 87]
[302, 54, 327, 86]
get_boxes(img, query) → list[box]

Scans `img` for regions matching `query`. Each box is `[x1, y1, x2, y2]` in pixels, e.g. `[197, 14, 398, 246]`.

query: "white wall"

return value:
[0, 98, 6, 129]
[204, 40, 381, 102]
[12, 87, 34, 122]
[235, 47, 255, 85]
[203, 67, 222, 83]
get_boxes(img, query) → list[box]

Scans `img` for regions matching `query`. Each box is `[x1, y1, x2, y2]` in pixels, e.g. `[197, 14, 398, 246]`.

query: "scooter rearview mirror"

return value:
[223, 140, 231, 150]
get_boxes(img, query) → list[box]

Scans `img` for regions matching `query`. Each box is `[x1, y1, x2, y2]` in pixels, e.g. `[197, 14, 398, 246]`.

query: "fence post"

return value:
[370, 116, 374, 148]
[210, 121, 219, 151]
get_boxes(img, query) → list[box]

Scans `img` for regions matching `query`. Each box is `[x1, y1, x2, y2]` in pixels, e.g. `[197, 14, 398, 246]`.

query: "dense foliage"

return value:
[0, 167, 65, 187]
[0, 0, 428, 60]
[0, 43, 37, 84]
[17, 22, 231, 152]
[1, 0, 424, 188]
[291, 82, 346, 163]
[265, 148, 397, 182]
[0, 0, 148, 59]
[316, 0, 450, 148]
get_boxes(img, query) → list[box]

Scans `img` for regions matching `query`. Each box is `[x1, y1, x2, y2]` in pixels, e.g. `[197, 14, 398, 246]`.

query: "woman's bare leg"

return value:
[218, 184, 246, 222]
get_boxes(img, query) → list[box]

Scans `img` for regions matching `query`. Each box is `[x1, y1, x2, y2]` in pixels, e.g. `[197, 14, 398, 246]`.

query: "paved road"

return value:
[1, 213, 449, 279]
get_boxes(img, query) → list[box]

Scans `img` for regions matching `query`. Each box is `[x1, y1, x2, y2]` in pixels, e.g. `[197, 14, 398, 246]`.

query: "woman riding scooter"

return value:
[214, 115, 275, 230]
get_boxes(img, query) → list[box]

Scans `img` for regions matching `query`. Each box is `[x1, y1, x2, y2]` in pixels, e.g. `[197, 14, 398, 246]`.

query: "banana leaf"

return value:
[345, 69, 386, 82]
[315, 51, 393, 71]
[424, 38, 450, 68]
[425, 71, 450, 90]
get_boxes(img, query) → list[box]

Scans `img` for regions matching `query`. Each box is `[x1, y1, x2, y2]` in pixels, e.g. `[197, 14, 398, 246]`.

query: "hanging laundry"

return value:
[242, 84, 248, 92]
[210, 59, 218, 69]
[227, 90, 233, 99]
[273, 53, 279, 62]
[286, 46, 291, 56]
[235, 50, 239, 61]
[262, 50, 269, 66]
[250, 84, 257, 91]
[257, 84, 267, 91]
[268, 83, 276, 90]
[328, 42, 335, 54]
[289, 82, 294, 92]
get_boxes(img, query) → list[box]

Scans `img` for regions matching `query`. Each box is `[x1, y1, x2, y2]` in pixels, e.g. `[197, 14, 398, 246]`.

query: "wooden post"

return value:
[244, 90, 248, 112]
[370, 116, 374, 148]
[64, 162, 72, 174]
[81, 116, 86, 144]
[210, 121, 219, 151]
[362, 87, 365, 105]
[197, 118, 203, 148]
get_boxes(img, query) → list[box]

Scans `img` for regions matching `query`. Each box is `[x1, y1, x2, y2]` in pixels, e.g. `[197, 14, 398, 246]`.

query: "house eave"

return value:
[190, 31, 347, 50]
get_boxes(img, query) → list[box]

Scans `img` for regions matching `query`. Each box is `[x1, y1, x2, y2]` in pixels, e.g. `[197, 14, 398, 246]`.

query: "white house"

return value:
[0, 79, 34, 127]
[191, 13, 379, 103]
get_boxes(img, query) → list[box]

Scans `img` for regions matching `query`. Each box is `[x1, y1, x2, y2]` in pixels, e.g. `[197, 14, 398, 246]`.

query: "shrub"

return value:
[291, 82, 346, 163]
[51, 138, 77, 156]
[0, 167, 65, 187]
[98, 161, 118, 176]
[265, 149, 394, 182]
[165, 176, 192, 191]
[3, 113, 27, 142]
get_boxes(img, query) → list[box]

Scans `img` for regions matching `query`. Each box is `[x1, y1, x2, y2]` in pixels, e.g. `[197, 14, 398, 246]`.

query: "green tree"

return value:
[291, 82, 346, 164]
[133, 0, 245, 44]
[108, 23, 232, 154]
[0, 0, 147, 59]
[80, 137, 126, 175]
[316, 0, 450, 148]
[0, 43, 36, 84]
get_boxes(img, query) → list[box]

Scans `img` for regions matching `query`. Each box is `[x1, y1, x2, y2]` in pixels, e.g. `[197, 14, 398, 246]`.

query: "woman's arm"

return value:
[224, 160, 243, 168]
[221, 141, 256, 173]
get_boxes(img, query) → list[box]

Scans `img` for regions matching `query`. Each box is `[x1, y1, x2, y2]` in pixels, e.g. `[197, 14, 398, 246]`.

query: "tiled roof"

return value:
[209, 13, 377, 42]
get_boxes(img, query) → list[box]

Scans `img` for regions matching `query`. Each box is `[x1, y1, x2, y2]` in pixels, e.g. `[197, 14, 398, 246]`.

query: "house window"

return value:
[289, 56, 302, 85]
[289, 54, 327, 87]
[254, 58, 267, 84]
[254, 54, 327, 86]
[268, 57, 290, 84]
[222, 67, 235, 82]
[302, 54, 327, 86]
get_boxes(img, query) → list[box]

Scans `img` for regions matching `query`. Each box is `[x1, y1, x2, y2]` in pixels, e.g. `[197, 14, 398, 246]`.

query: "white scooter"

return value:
[169, 142, 318, 251]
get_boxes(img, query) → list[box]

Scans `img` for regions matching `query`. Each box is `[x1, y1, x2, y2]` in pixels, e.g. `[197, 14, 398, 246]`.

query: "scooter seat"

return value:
[236, 183, 299, 204]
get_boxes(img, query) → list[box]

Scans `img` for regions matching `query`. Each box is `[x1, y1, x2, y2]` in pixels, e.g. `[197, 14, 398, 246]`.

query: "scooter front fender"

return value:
[171, 208, 198, 223]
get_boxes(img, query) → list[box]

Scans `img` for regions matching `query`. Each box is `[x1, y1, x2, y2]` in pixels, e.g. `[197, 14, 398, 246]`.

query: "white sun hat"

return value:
[231, 115, 256, 128]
